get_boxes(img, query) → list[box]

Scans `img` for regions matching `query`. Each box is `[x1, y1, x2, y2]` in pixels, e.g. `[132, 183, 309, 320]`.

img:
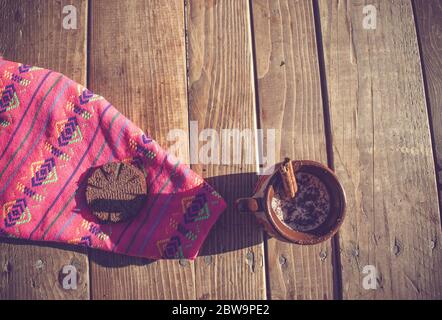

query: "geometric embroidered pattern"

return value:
[129, 138, 156, 160]
[79, 235, 92, 247]
[157, 236, 184, 259]
[0, 118, 11, 127]
[168, 217, 179, 230]
[79, 89, 94, 105]
[66, 101, 92, 120]
[18, 64, 41, 74]
[56, 116, 83, 146]
[81, 220, 109, 241]
[141, 134, 152, 144]
[18, 64, 31, 73]
[68, 235, 92, 247]
[3, 70, 30, 86]
[16, 182, 44, 202]
[182, 194, 210, 224]
[3, 199, 31, 228]
[0, 84, 19, 113]
[177, 223, 198, 241]
[31, 158, 58, 187]
[167, 217, 197, 241]
[44, 142, 70, 161]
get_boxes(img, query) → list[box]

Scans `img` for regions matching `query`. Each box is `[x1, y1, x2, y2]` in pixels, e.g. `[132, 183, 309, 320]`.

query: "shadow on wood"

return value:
[196, 172, 264, 256]
[89, 248, 154, 268]
[0, 237, 87, 256]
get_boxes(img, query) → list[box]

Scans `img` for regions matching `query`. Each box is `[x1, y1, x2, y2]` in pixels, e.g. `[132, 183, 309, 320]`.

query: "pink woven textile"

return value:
[0, 58, 226, 259]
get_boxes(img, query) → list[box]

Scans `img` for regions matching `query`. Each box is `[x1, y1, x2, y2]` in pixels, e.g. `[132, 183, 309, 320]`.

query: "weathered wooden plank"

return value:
[414, 0, 442, 219]
[88, 0, 194, 299]
[318, 0, 442, 299]
[188, 0, 266, 299]
[251, 0, 335, 300]
[0, 0, 89, 299]
[0, 0, 87, 84]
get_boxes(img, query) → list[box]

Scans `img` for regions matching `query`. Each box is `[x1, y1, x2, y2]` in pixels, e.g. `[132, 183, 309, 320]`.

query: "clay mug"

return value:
[236, 160, 346, 245]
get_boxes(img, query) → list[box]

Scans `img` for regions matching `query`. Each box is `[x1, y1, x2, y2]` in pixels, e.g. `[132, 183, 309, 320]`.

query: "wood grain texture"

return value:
[0, 0, 87, 84]
[0, 0, 89, 300]
[251, 0, 334, 300]
[187, 0, 266, 299]
[318, 0, 442, 299]
[88, 0, 195, 299]
[414, 0, 442, 218]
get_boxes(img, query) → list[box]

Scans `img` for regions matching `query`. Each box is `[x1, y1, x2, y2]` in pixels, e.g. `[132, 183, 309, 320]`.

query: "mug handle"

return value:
[235, 197, 264, 213]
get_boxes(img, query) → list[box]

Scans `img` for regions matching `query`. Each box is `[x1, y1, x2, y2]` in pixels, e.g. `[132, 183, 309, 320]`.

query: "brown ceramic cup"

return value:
[236, 160, 346, 245]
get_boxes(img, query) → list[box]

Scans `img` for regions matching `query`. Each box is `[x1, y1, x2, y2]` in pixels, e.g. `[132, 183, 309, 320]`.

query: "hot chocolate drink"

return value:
[271, 171, 330, 232]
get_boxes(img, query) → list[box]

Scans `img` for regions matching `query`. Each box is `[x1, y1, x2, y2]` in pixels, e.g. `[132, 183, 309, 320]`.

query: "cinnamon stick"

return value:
[279, 158, 297, 199]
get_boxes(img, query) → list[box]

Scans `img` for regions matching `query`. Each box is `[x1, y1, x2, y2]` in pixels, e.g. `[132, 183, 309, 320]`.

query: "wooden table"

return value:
[0, 0, 441, 300]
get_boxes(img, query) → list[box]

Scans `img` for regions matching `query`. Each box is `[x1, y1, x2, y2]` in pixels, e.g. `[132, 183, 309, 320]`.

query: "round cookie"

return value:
[85, 162, 147, 223]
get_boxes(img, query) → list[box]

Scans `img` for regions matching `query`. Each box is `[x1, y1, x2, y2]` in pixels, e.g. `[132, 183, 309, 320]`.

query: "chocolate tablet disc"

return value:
[85, 162, 147, 223]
